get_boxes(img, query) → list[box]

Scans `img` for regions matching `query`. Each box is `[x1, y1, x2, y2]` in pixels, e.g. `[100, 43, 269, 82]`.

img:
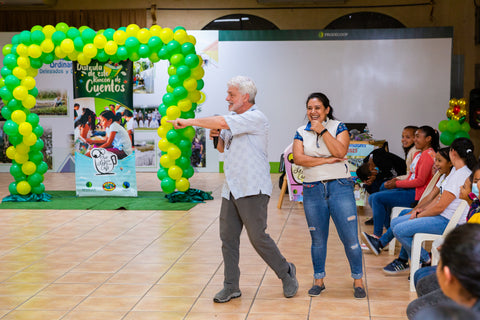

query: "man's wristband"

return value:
[319, 128, 328, 136]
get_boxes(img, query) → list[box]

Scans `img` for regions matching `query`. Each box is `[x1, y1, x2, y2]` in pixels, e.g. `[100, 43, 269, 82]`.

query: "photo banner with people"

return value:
[73, 59, 137, 196]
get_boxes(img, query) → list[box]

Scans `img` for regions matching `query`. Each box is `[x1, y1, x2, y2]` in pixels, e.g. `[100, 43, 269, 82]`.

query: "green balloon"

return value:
[36, 161, 48, 174]
[30, 138, 44, 152]
[14, 173, 27, 182]
[5, 75, 20, 90]
[30, 57, 43, 69]
[454, 131, 470, 139]
[31, 183, 45, 195]
[185, 54, 199, 68]
[8, 134, 22, 145]
[196, 79, 204, 90]
[10, 162, 22, 178]
[32, 125, 44, 137]
[170, 53, 184, 67]
[181, 42, 196, 56]
[116, 46, 129, 60]
[1, 105, 12, 119]
[3, 120, 19, 135]
[157, 167, 169, 180]
[28, 150, 43, 164]
[173, 86, 188, 99]
[73, 37, 85, 51]
[162, 93, 177, 107]
[147, 36, 162, 52]
[173, 26, 186, 32]
[41, 52, 55, 65]
[19, 30, 32, 45]
[103, 28, 115, 40]
[8, 98, 21, 110]
[138, 44, 151, 58]
[8, 182, 18, 195]
[1, 66, 13, 77]
[29, 87, 39, 97]
[178, 139, 191, 153]
[158, 47, 170, 60]
[168, 75, 182, 88]
[440, 131, 454, 146]
[176, 65, 191, 80]
[158, 104, 168, 117]
[166, 129, 180, 144]
[0, 86, 13, 101]
[81, 28, 96, 44]
[55, 22, 69, 33]
[51, 30, 66, 45]
[27, 172, 43, 186]
[96, 49, 109, 62]
[161, 177, 176, 194]
[183, 166, 194, 179]
[166, 40, 181, 55]
[446, 120, 461, 133]
[183, 126, 196, 141]
[26, 113, 39, 126]
[31, 30, 45, 45]
[3, 54, 18, 69]
[176, 156, 190, 169]
[460, 122, 471, 132]
[125, 37, 140, 53]
[66, 27, 80, 40]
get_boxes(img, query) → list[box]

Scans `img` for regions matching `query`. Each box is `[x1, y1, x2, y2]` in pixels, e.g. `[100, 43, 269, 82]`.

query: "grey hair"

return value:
[227, 76, 257, 104]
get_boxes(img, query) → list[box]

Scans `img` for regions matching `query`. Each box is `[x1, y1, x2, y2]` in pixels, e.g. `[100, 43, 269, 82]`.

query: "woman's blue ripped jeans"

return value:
[303, 178, 364, 280]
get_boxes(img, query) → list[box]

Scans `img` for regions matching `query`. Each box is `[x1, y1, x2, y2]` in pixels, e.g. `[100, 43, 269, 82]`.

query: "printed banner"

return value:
[73, 59, 137, 196]
[347, 142, 375, 206]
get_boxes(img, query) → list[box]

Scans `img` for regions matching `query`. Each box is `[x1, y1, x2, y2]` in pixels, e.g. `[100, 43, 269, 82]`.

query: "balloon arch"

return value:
[0, 23, 205, 196]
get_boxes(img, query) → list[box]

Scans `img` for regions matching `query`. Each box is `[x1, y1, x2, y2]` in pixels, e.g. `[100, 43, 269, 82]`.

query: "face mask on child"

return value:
[473, 183, 480, 197]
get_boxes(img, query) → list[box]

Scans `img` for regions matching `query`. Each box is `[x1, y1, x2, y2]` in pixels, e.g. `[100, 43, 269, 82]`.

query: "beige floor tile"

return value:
[75, 296, 140, 311]
[17, 295, 85, 310]
[91, 284, 151, 297]
[36, 283, 98, 296]
[123, 311, 186, 320]
[190, 297, 254, 314]
[186, 312, 247, 320]
[145, 283, 204, 297]
[133, 296, 196, 312]
[1, 310, 66, 320]
[247, 314, 308, 320]
[62, 311, 126, 320]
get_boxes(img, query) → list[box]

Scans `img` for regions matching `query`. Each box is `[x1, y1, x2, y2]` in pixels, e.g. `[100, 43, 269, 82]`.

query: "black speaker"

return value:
[469, 88, 480, 129]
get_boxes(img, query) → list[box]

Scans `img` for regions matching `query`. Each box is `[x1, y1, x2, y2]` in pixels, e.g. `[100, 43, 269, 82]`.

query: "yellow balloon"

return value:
[16, 43, 29, 57]
[22, 161, 37, 175]
[160, 154, 175, 168]
[168, 165, 183, 180]
[67, 50, 79, 61]
[190, 66, 205, 80]
[188, 90, 201, 103]
[150, 25, 162, 37]
[23, 132, 37, 146]
[449, 99, 457, 108]
[15, 152, 28, 164]
[16, 180, 32, 195]
[13, 67, 27, 80]
[13, 85, 28, 100]
[17, 56, 31, 69]
[173, 29, 188, 44]
[178, 99, 192, 112]
[28, 44, 42, 58]
[126, 24, 140, 37]
[160, 28, 174, 44]
[6, 146, 16, 160]
[113, 30, 127, 45]
[19, 122, 33, 136]
[157, 125, 169, 138]
[176, 177, 190, 192]
[22, 95, 36, 109]
[187, 35, 196, 45]
[26, 67, 38, 77]
[158, 138, 171, 152]
[40, 39, 55, 53]
[93, 34, 107, 49]
[167, 146, 181, 160]
[43, 25, 56, 38]
[21, 76, 36, 90]
[104, 41, 118, 55]
[16, 143, 29, 155]
[198, 91, 206, 104]
[60, 38, 75, 53]
[166, 106, 181, 119]
[83, 43, 97, 59]
[54, 46, 67, 59]
[77, 53, 91, 66]
[11, 110, 27, 124]
[137, 28, 151, 44]
[183, 77, 197, 92]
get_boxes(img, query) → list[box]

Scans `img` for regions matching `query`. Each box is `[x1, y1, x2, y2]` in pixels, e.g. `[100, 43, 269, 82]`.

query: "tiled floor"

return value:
[0, 172, 416, 319]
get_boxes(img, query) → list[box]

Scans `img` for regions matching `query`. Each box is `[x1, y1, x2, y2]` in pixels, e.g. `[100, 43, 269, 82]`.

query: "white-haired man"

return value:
[169, 75, 298, 303]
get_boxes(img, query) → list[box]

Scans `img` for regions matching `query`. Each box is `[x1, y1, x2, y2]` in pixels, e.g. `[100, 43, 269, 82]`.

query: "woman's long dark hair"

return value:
[306, 92, 335, 120]
[403, 125, 418, 158]
[440, 224, 480, 299]
[450, 137, 477, 171]
[418, 125, 440, 152]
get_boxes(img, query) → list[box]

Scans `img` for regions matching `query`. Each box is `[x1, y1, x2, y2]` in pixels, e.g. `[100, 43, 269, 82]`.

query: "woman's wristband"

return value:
[319, 128, 328, 136]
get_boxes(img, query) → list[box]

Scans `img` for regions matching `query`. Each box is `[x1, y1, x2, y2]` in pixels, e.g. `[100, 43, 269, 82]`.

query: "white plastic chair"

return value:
[388, 171, 442, 255]
[409, 199, 468, 291]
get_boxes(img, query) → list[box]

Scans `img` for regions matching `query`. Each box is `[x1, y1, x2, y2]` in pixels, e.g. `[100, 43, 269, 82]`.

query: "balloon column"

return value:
[438, 98, 470, 146]
[0, 23, 204, 197]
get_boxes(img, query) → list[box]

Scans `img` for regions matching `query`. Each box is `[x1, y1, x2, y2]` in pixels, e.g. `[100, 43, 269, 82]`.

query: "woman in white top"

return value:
[293, 92, 365, 299]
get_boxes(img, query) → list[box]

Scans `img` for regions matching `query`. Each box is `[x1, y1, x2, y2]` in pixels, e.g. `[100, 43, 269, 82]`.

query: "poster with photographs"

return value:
[133, 58, 155, 94]
[73, 59, 137, 197]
